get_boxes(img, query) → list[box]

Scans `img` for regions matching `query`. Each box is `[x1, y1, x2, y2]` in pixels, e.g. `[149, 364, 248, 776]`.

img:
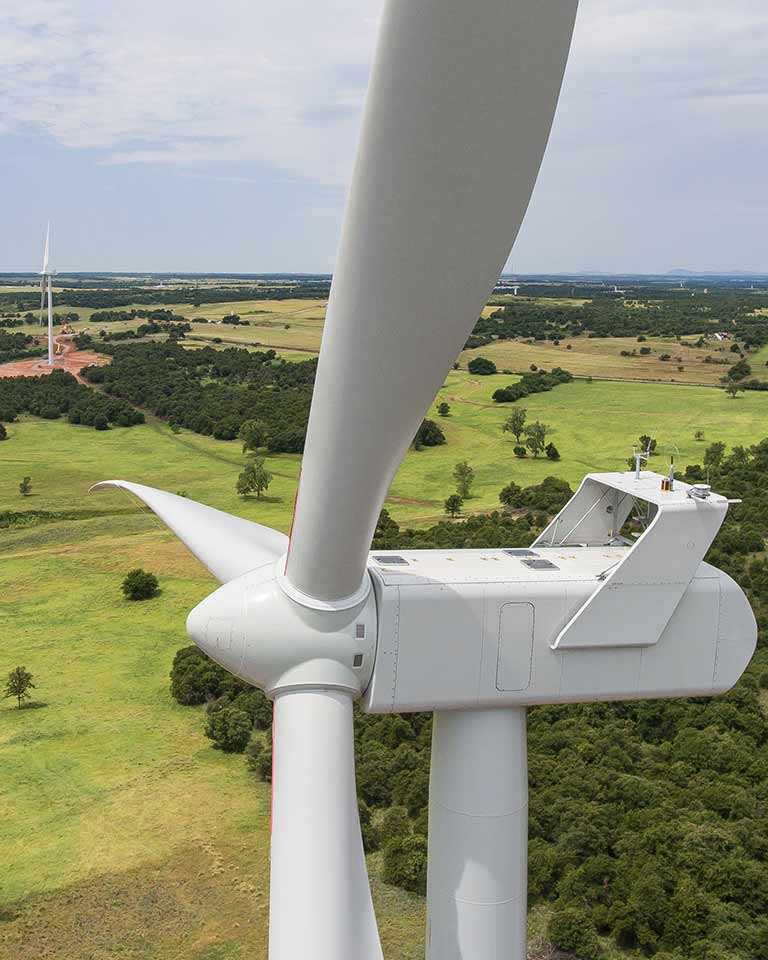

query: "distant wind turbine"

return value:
[39, 222, 55, 366]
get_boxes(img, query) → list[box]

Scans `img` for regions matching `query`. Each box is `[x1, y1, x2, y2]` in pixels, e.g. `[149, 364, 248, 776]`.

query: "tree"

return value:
[548, 906, 601, 960]
[525, 421, 550, 458]
[724, 381, 744, 400]
[502, 408, 527, 443]
[4, 666, 35, 709]
[0, 423, 6, 441]
[205, 706, 252, 753]
[413, 419, 446, 449]
[239, 418, 270, 453]
[122, 568, 160, 601]
[437, 402, 451, 417]
[704, 441, 726, 471]
[236, 457, 273, 498]
[499, 480, 523, 509]
[19, 476, 31, 496]
[638, 435, 657, 455]
[453, 461, 475, 499]
[382, 834, 428, 895]
[444, 494, 463, 517]
[513, 445, 527, 459]
[467, 356, 497, 376]
[545, 442, 561, 461]
[93, 413, 109, 430]
[694, 430, 705, 442]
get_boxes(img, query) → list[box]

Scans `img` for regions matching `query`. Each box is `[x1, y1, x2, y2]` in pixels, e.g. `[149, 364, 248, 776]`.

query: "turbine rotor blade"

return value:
[41, 221, 50, 275]
[91, 480, 287, 583]
[269, 689, 382, 960]
[286, 0, 579, 602]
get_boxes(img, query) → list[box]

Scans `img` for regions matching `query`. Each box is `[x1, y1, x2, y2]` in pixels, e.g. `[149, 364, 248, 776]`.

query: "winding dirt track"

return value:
[0, 335, 109, 382]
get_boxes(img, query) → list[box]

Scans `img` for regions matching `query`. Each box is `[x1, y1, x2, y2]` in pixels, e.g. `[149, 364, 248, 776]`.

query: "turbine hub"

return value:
[186, 561, 377, 697]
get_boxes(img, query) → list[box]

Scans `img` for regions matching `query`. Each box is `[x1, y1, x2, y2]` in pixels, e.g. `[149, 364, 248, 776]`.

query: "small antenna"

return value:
[632, 445, 650, 480]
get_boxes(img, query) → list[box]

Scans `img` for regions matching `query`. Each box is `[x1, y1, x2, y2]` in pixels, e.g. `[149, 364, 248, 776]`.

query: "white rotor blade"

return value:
[91, 480, 287, 583]
[269, 689, 381, 960]
[41, 221, 50, 275]
[286, 0, 579, 601]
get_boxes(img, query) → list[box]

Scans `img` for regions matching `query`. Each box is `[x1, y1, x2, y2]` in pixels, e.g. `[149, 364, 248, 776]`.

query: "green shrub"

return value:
[121, 568, 159, 600]
[382, 834, 428, 895]
[205, 706, 252, 753]
[548, 905, 602, 959]
[378, 805, 411, 845]
[467, 356, 497, 376]
[246, 737, 272, 781]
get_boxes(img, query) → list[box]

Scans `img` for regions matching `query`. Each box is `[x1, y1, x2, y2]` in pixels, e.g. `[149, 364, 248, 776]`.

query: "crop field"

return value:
[2, 371, 767, 959]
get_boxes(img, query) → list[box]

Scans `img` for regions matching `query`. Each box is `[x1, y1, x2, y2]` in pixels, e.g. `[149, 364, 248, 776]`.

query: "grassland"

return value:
[3, 370, 768, 532]
[3, 373, 768, 959]
[459, 335, 742, 385]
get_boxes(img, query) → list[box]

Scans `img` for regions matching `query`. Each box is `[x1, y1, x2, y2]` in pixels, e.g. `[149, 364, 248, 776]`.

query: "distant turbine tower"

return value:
[39, 222, 55, 366]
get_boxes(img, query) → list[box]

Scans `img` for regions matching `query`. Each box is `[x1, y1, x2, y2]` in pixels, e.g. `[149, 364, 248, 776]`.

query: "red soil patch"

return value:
[0, 336, 109, 383]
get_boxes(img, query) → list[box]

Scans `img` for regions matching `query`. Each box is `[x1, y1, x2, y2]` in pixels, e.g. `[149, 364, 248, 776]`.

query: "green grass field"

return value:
[3, 374, 768, 959]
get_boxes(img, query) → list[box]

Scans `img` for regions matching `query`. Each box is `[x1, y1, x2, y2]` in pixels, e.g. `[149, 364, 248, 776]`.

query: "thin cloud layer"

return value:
[1, 0, 766, 270]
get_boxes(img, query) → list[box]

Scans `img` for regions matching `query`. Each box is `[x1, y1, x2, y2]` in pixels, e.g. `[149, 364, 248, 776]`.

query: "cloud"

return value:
[0, 0, 384, 182]
[1, 0, 767, 271]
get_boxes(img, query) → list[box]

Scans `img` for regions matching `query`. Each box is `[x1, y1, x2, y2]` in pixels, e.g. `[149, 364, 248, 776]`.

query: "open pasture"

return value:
[460, 334, 741, 385]
[2, 370, 767, 532]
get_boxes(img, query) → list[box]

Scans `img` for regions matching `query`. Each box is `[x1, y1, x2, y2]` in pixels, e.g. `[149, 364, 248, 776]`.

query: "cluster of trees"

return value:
[167, 452, 768, 959]
[0, 330, 43, 364]
[96, 321, 192, 342]
[0, 370, 144, 430]
[471, 291, 768, 349]
[443, 461, 476, 517]
[81, 342, 315, 450]
[492, 367, 573, 405]
[235, 424, 275, 498]
[502, 408, 559, 460]
[4, 282, 331, 312]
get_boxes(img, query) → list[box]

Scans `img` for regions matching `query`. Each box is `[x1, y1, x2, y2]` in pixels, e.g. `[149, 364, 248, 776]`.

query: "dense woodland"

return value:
[169, 443, 768, 960]
[0, 330, 42, 364]
[471, 295, 768, 351]
[0, 369, 144, 429]
[81, 342, 315, 450]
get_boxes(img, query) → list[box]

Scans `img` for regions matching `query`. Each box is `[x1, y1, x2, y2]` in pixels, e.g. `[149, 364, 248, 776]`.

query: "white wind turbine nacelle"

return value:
[91, 1, 757, 958]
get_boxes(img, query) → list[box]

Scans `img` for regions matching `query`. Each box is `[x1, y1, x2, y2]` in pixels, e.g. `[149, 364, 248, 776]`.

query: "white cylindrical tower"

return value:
[427, 707, 528, 960]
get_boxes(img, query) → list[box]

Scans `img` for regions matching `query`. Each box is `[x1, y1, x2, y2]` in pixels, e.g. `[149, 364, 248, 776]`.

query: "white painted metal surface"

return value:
[285, 0, 579, 603]
[427, 709, 528, 960]
[270, 689, 383, 960]
[535, 472, 729, 649]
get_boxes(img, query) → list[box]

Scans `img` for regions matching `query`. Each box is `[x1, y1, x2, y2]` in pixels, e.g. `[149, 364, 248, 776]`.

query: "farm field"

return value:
[2, 373, 768, 959]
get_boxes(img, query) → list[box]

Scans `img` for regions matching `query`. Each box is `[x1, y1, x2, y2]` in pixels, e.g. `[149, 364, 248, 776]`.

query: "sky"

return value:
[1, 0, 766, 274]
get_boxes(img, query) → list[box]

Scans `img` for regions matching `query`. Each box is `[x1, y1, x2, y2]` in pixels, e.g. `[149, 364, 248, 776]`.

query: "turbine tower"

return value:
[39, 221, 55, 365]
[93, 2, 757, 958]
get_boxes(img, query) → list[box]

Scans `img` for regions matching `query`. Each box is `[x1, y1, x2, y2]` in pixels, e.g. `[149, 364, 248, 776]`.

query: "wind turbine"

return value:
[39, 221, 55, 365]
[92, 2, 757, 959]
